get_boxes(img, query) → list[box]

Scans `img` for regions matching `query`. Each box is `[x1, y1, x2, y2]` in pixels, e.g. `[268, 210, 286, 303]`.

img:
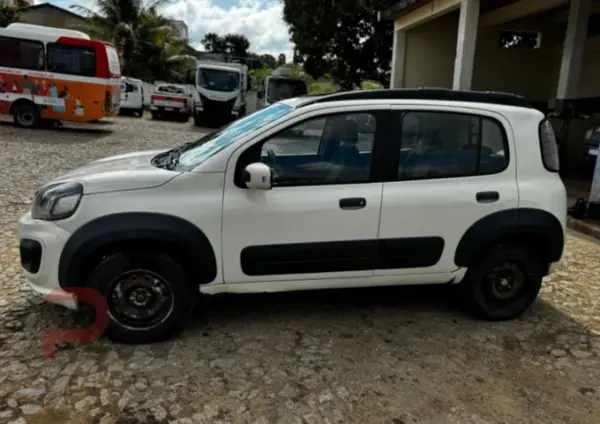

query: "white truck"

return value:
[193, 61, 248, 126]
[256, 66, 309, 110]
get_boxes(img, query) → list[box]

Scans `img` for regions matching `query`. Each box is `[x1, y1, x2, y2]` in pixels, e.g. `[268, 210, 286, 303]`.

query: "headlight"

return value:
[32, 182, 83, 221]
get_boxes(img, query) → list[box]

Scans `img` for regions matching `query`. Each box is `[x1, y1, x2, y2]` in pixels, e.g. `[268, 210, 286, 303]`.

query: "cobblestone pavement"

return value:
[1, 115, 600, 424]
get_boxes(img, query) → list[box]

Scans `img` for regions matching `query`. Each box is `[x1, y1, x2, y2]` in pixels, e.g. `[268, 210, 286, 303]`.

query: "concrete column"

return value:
[390, 30, 407, 88]
[452, 0, 480, 91]
[556, 0, 591, 99]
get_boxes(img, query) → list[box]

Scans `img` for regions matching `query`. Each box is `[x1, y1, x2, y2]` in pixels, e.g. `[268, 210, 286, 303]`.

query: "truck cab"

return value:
[256, 67, 308, 110]
[194, 61, 248, 126]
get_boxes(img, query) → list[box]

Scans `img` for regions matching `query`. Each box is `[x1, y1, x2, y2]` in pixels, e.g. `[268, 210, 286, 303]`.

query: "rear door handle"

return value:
[476, 191, 499, 203]
[339, 197, 366, 210]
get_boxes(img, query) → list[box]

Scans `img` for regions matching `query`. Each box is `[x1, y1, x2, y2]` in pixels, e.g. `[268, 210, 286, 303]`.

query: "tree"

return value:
[282, 0, 394, 89]
[201, 32, 227, 53]
[201, 32, 251, 60]
[277, 53, 286, 66]
[259, 54, 277, 68]
[0, 5, 20, 27]
[72, 0, 185, 79]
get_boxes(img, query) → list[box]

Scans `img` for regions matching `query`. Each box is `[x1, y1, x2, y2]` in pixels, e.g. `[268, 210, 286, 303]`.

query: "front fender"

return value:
[58, 212, 217, 288]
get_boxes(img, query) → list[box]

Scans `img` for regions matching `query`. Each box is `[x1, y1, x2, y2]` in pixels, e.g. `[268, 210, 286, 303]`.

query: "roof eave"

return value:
[378, 0, 430, 21]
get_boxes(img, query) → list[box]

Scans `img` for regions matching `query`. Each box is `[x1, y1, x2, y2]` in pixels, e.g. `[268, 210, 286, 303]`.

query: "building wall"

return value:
[20, 8, 87, 30]
[472, 16, 563, 101]
[403, 13, 458, 89]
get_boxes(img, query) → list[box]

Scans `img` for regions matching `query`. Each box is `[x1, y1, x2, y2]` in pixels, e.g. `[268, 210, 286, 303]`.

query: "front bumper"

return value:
[150, 105, 188, 115]
[18, 212, 77, 309]
[195, 101, 239, 117]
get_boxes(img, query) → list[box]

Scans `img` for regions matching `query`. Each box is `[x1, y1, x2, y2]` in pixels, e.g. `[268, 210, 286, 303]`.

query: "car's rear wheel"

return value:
[86, 252, 195, 343]
[151, 112, 159, 120]
[136, 108, 144, 118]
[459, 243, 543, 321]
[13, 103, 41, 129]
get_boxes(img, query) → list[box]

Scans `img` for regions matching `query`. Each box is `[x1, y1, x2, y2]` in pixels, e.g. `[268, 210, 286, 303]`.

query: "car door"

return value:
[375, 105, 518, 277]
[221, 106, 390, 284]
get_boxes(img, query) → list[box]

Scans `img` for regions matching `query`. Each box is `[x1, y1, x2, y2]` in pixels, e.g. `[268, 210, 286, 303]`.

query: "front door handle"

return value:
[476, 191, 499, 203]
[339, 197, 366, 210]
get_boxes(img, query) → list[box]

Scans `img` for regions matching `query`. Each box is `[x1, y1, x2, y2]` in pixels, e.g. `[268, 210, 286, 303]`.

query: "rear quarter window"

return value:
[539, 119, 560, 172]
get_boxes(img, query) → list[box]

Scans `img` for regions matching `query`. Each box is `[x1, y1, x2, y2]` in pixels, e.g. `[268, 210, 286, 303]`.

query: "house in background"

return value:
[378, 0, 600, 178]
[20, 3, 87, 30]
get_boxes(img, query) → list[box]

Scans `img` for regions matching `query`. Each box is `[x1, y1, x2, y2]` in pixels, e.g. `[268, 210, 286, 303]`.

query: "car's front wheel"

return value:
[459, 243, 543, 321]
[86, 252, 195, 343]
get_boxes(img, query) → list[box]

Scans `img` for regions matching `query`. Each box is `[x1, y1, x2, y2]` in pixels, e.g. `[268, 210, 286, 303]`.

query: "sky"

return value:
[47, 0, 294, 60]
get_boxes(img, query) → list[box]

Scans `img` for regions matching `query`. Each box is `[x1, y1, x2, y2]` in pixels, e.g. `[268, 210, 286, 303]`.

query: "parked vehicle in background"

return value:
[0, 23, 121, 128]
[194, 60, 248, 126]
[150, 83, 189, 122]
[18, 89, 566, 343]
[119, 77, 144, 117]
[256, 66, 308, 111]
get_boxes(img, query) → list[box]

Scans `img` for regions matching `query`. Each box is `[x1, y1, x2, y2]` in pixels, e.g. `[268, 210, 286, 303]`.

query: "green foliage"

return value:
[249, 67, 273, 89]
[360, 80, 383, 90]
[72, 0, 187, 81]
[201, 32, 251, 62]
[308, 81, 337, 94]
[282, 0, 395, 89]
[0, 5, 21, 27]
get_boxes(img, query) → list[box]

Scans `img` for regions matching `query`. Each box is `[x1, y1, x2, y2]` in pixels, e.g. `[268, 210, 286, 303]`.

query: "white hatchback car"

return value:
[18, 89, 567, 343]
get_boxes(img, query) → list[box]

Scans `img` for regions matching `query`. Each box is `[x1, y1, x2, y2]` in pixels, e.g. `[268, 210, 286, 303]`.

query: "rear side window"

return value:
[397, 111, 509, 180]
[539, 119, 559, 172]
[122, 82, 138, 93]
[0, 36, 44, 71]
[47, 43, 97, 77]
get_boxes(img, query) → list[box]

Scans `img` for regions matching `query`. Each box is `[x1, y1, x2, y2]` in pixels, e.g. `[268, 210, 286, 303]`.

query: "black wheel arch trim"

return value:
[454, 208, 564, 267]
[58, 212, 217, 288]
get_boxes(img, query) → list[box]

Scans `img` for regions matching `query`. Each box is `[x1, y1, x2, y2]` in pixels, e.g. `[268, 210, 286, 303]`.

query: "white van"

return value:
[119, 77, 144, 117]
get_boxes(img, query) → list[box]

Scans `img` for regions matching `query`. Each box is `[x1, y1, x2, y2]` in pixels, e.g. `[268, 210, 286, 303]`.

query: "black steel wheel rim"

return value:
[107, 269, 175, 331]
[483, 260, 527, 305]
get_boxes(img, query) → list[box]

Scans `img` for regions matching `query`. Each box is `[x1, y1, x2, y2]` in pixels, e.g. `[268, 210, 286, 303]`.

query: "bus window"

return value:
[0, 36, 44, 71]
[47, 43, 97, 77]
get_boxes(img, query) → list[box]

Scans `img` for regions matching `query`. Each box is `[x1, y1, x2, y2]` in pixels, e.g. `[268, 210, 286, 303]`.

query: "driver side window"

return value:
[255, 112, 376, 187]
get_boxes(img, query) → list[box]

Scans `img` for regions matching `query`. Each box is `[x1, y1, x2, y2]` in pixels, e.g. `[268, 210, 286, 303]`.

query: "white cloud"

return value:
[164, 0, 294, 61]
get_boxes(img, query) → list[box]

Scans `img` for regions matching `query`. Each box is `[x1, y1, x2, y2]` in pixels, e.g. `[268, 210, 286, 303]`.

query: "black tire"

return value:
[459, 244, 543, 321]
[86, 252, 195, 344]
[151, 112, 159, 120]
[13, 103, 41, 128]
[136, 109, 144, 118]
[179, 114, 189, 123]
[193, 113, 202, 127]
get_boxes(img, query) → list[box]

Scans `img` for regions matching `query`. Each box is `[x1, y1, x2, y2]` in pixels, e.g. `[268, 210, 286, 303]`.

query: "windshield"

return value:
[176, 102, 294, 169]
[267, 78, 308, 103]
[157, 85, 186, 95]
[197, 68, 240, 92]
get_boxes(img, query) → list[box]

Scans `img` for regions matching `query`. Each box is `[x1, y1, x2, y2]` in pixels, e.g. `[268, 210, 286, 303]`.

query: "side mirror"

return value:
[243, 162, 272, 190]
